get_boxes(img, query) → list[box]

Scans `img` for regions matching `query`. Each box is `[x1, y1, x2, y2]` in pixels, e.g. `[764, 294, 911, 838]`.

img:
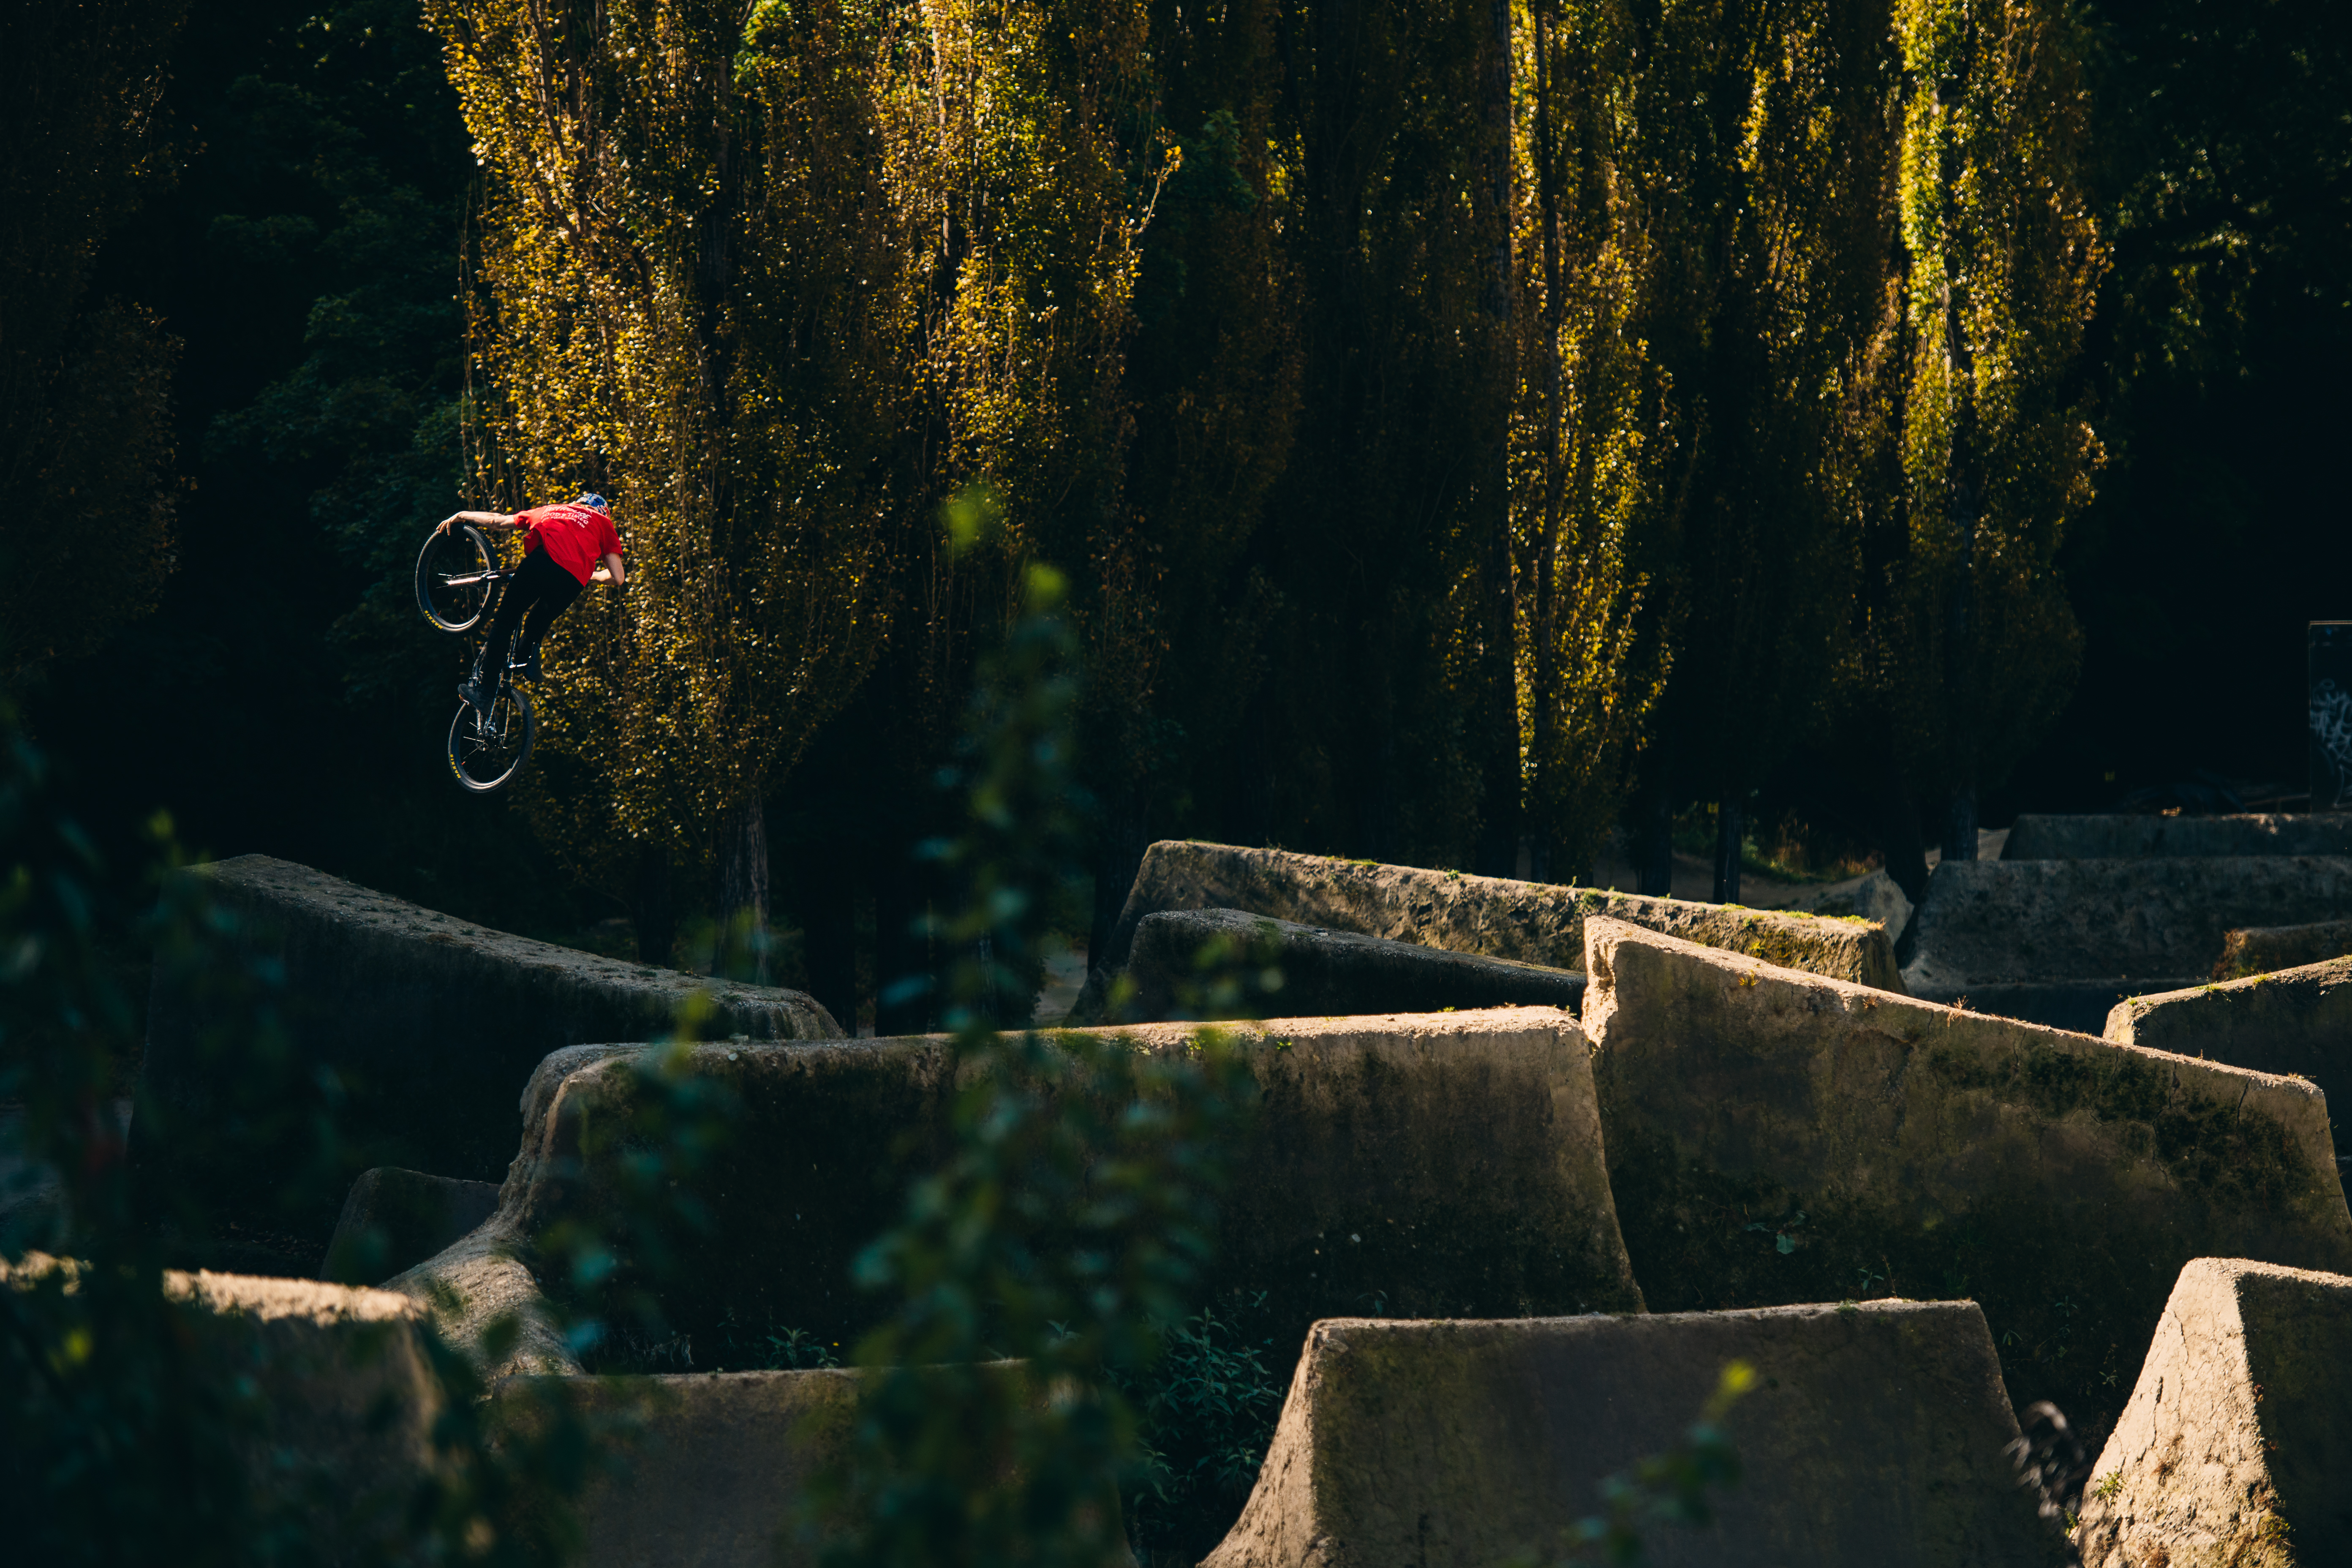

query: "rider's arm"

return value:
[437, 509, 522, 534]
[602, 552, 626, 587]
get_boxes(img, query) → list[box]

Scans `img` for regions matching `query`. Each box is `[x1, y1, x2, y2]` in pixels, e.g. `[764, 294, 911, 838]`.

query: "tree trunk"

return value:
[1942, 782, 1979, 864]
[1878, 768, 1930, 906]
[1470, 0, 1518, 881]
[874, 841, 931, 1037]
[716, 798, 770, 983]
[798, 855, 856, 1039]
[1941, 482, 1979, 864]
[1090, 780, 1148, 983]
[1524, 3, 1567, 887]
[630, 843, 675, 971]
[1712, 797, 1743, 905]
[1637, 767, 1673, 897]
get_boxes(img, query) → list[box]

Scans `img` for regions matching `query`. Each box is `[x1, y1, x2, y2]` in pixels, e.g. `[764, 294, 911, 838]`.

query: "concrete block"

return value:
[1900, 856, 2352, 1004]
[1127, 907, 1586, 1020]
[397, 1011, 1642, 1383]
[1582, 917, 2352, 1421]
[3, 1257, 444, 1544]
[554, 1368, 860, 1568]
[1203, 1301, 2053, 1568]
[2075, 1258, 2352, 1568]
[162, 1267, 442, 1486]
[2002, 812, 2352, 860]
[139, 856, 842, 1239]
[1074, 840, 1899, 1022]
[2214, 918, 2352, 979]
[2104, 957, 2352, 1130]
[326, 1166, 503, 1285]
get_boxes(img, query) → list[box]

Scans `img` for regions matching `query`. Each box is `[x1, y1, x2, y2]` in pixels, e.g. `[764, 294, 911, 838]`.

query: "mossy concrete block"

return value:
[1074, 840, 1899, 1021]
[1900, 856, 2352, 1002]
[397, 1012, 1642, 1382]
[326, 1166, 503, 1285]
[140, 856, 843, 1235]
[1582, 917, 2352, 1423]
[2076, 1258, 2352, 1568]
[1127, 907, 1586, 1020]
[2214, 919, 2352, 979]
[2003, 813, 2352, 860]
[1202, 1302, 2053, 1568]
[2104, 957, 2352, 1124]
[550, 1368, 862, 1568]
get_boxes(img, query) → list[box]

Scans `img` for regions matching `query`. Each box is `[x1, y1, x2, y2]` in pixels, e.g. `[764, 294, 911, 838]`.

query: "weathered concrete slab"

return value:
[5, 1257, 443, 1542]
[1900, 856, 2352, 1007]
[1583, 917, 2352, 1421]
[553, 1368, 860, 1568]
[1203, 1301, 2053, 1568]
[1073, 840, 1899, 1022]
[539, 1363, 1129, 1568]
[2104, 957, 2352, 1133]
[2214, 917, 2352, 979]
[139, 855, 843, 1239]
[326, 1166, 503, 1285]
[1127, 907, 1586, 1020]
[397, 1011, 1642, 1383]
[2076, 1258, 2352, 1567]
[2003, 812, 2352, 860]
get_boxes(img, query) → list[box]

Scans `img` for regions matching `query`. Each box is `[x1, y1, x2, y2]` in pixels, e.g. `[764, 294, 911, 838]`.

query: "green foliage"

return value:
[1864, 0, 2100, 812]
[1496, 1360, 1756, 1568]
[1125, 1298, 1285, 1551]
[817, 564, 1261, 1568]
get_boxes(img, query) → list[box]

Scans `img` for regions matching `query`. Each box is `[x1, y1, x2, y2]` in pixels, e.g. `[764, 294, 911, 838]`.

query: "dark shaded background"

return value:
[21, 0, 2352, 1021]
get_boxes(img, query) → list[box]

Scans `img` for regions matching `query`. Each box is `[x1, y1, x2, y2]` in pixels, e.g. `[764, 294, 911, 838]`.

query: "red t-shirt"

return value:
[517, 503, 623, 585]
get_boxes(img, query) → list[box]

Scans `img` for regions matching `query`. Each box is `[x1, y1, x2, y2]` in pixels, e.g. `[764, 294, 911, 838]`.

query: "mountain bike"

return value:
[414, 523, 535, 793]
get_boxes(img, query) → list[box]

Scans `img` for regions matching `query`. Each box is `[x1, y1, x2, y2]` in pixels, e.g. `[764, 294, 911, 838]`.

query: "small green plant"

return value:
[1125, 1297, 1287, 1550]
[1744, 1209, 1806, 1254]
[2091, 1470, 2123, 1502]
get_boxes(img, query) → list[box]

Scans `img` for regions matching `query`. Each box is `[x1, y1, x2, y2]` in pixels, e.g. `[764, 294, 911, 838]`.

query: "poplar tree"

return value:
[1878, 0, 2102, 859]
[1511, 0, 1674, 883]
[1538, 0, 1898, 900]
[430, 0, 912, 966]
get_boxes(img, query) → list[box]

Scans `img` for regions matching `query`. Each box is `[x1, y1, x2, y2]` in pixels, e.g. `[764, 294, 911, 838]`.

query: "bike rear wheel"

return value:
[416, 525, 499, 632]
[447, 683, 535, 793]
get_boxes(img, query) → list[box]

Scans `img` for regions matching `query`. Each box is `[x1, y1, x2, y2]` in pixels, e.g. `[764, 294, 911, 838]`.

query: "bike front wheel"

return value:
[447, 684, 536, 794]
[416, 524, 499, 632]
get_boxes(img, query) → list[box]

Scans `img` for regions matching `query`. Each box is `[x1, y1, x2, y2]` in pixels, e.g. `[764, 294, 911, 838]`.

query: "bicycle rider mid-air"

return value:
[436, 493, 625, 709]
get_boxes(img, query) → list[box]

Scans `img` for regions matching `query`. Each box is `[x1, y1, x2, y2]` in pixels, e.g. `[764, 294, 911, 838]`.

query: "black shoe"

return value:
[517, 647, 543, 682]
[457, 674, 490, 710]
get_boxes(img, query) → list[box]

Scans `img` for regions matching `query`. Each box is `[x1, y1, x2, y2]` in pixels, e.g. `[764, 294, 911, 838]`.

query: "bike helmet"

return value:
[575, 492, 610, 512]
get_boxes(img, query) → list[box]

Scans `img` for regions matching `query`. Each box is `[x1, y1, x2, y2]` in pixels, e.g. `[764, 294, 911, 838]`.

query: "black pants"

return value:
[479, 550, 584, 674]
